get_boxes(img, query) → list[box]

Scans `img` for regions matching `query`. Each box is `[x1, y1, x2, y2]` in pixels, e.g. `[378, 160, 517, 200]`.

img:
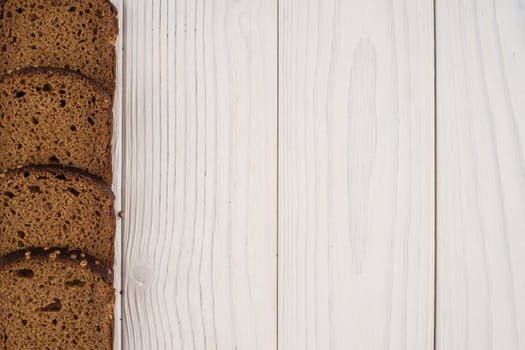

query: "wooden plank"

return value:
[278, 0, 435, 349]
[436, 0, 525, 348]
[121, 0, 277, 349]
[112, 0, 123, 349]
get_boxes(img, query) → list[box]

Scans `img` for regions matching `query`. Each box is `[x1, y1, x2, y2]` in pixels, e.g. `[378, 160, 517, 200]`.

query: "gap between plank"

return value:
[276, 0, 280, 349]
[433, 0, 437, 348]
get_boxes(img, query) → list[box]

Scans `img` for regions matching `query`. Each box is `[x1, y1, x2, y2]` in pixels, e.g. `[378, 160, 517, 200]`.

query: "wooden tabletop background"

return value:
[110, 0, 525, 349]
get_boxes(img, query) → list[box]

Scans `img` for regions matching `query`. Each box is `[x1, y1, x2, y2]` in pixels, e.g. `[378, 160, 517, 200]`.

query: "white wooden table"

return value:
[111, 0, 525, 349]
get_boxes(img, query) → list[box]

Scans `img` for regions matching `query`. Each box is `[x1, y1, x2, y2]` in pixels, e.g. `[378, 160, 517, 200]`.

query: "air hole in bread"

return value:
[31, 116, 39, 124]
[15, 91, 25, 98]
[42, 83, 52, 92]
[16, 7, 23, 14]
[49, 155, 59, 163]
[65, 279, 85, 287]
[87, 117, 94, 125]
[21, 319, 28, 326]
[3, 191, 14, 198]
[40, 299, 62, 312]
[67, 188, 80, 197]
[14, 269, 34, 278]
[17, 231, 25, 239]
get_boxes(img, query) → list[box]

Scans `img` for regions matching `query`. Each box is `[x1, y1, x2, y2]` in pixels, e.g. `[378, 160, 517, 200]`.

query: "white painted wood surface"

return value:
[113, 0, 525, 349]
[436, 0, 525, 349]
[278, 0, 434, 349]
[120, 0, 277, 349]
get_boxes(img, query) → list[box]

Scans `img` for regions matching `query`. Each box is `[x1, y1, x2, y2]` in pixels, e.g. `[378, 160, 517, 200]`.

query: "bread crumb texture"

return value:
[0, 68, 113, 183]
[0, 166, 115, 266]
[0, 250, 114, 350]
[0, 0, 118, 94]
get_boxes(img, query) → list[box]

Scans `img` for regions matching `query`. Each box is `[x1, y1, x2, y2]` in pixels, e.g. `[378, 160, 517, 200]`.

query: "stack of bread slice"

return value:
[0, 0, 117, 349]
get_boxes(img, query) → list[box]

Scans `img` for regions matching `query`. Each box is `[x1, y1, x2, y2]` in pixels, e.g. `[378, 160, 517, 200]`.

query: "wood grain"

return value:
[436, 0, 525, 348]
[121, 0, 277, 349]
[278, 0, 435, 349]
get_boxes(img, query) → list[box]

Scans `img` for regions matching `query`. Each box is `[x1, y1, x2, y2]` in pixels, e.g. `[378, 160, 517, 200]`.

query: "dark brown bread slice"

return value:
[0, 67, 113, 183]
[0, 166, 115, 266]
[0, 247, 114, 350]
[0, 0, 118, 95]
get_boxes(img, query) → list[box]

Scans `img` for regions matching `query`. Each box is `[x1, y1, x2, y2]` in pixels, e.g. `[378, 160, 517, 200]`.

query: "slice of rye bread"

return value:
[0, 247, 114, 350]
[0, 165, 115, 266]
[0, 0, 118, 96]
[0, 67, 113, 184]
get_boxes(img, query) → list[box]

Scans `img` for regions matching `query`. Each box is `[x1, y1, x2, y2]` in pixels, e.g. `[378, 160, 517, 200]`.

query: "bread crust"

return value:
[0, 66, 113, 104]
[3, 164, 115, 198]
[0, 246, 114, 283]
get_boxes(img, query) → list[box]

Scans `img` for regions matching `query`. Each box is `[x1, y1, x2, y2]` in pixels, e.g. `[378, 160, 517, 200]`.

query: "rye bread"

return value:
[0, 0, 118, 95]
[0, 247, 114, 350]
[0, 165, 115, 266]
[0, 67, 113, 184]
